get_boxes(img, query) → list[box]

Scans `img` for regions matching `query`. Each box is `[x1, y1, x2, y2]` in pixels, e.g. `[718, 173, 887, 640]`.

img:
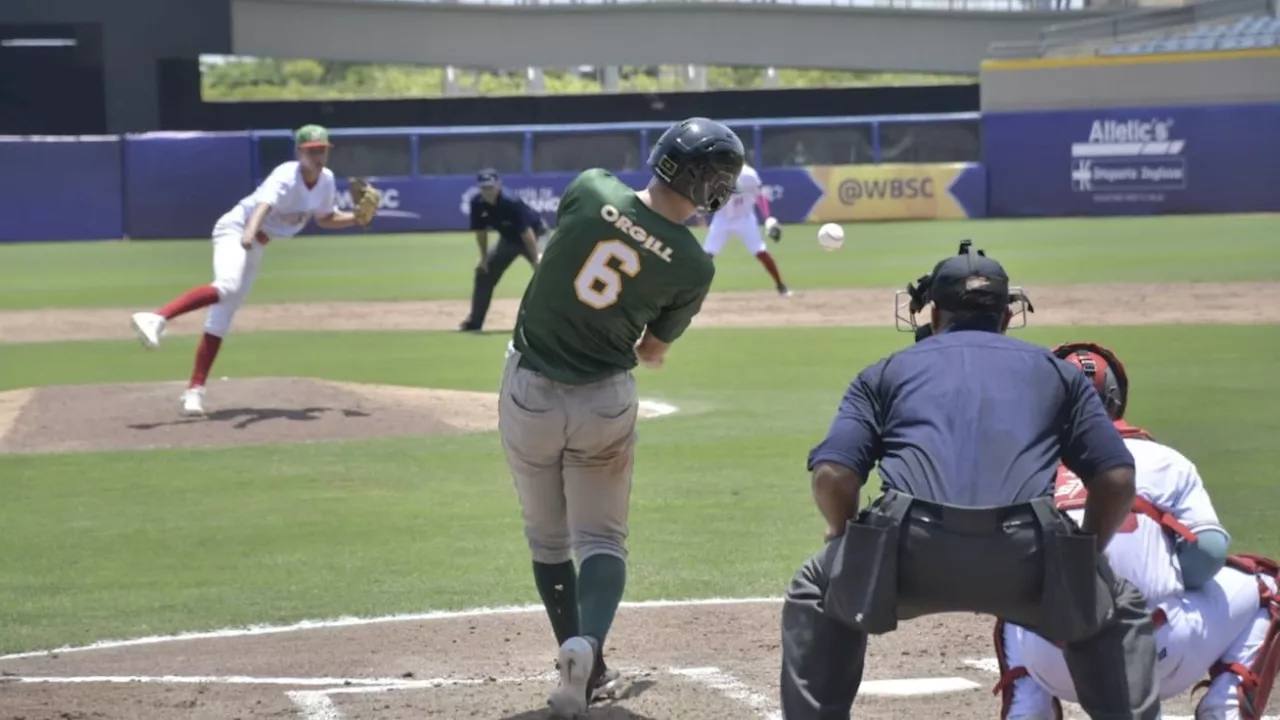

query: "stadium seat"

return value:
[1100, 13, 1280, 55]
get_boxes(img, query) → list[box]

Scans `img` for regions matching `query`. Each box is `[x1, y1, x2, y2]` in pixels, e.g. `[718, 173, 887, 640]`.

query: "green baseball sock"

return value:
[577, 553, 627, 646]
[533, 561, 580, 645]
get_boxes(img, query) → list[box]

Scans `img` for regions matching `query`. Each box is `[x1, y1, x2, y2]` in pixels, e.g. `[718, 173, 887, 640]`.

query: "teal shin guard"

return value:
[577, 554, 628, 647]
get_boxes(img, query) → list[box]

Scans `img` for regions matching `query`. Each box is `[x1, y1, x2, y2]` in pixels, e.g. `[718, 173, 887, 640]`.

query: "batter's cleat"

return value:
[457, 321, 481, 333]
[547, 636, 595, 718]
[180, 387, 206, 417]
[591, 663, 621, 702]
[131, 312, 167, 348]
[777, 283, 793, 297]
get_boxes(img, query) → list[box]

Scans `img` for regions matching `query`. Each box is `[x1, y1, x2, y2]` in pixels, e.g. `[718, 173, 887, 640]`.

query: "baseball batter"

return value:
[128, 125, 379, 416]
[702, 163, 790, 296]
[499, 117, 743, 718]
[995, 343, 1280, 720]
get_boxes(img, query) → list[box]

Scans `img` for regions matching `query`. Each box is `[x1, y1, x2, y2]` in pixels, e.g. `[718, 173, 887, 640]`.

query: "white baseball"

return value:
[817, 223, 844, 251]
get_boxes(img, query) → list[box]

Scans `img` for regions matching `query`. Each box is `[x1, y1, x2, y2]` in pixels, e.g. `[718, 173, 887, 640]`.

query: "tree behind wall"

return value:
[200, 58, 974, 101]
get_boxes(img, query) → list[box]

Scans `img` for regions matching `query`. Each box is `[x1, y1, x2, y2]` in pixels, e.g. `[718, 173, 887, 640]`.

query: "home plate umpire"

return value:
[778, 241, 1162, 719]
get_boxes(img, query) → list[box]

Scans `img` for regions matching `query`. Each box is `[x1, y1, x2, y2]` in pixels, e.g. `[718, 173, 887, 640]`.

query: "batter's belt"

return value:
[824, 490, 1118, 645]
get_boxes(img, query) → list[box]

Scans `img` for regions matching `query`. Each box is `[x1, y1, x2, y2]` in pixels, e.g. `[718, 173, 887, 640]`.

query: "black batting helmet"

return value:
[1052, 341, 1130, 420]
[648, 117, 745, 213]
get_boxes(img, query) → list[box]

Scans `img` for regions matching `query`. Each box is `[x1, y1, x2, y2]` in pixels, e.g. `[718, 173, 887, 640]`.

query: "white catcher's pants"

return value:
[206, 220, 264, 338]
[704, 214, 765, 256]
[1002, 564, 1275, 719]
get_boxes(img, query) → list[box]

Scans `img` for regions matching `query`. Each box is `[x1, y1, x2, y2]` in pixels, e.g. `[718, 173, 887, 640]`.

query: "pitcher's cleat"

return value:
[131, 312, 167, 348]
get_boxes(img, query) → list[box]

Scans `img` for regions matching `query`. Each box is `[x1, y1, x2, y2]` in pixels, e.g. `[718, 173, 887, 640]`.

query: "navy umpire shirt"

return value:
[808, 329, 1135, 507]
[469, 190, 532, 243]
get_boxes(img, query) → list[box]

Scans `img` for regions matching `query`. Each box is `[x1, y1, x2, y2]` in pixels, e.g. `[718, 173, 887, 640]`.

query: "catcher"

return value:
[129, 124, 381, 416]
[994, 343, 1280, 720]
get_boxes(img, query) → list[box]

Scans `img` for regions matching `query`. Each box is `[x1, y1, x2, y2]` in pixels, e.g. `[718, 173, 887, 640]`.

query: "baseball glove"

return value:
[348, 178, 382, 227]
[764, 217, 783, 242]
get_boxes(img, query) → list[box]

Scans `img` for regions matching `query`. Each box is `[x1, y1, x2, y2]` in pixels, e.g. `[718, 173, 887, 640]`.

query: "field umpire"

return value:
[459, 169, 547, 332]
[779, 242, 1161, 719]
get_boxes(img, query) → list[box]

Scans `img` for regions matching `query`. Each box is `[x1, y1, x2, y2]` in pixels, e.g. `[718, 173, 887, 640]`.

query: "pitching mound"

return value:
[0, 378, 677, 455]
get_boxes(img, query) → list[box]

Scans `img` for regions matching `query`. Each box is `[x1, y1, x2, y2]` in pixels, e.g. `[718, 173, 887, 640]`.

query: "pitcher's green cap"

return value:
[295, 124, 333, 148]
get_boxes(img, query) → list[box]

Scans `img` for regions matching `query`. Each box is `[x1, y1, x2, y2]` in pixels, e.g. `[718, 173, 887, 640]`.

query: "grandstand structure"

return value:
[986, 0, 1279, 57]
[1103, 12, 1280, 53]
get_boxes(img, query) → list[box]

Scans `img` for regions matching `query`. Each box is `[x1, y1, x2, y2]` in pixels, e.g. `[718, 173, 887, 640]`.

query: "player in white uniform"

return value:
[128, 125, 373, 416]
[702, 164, 791, 296]
[994, 342, 1280, 720]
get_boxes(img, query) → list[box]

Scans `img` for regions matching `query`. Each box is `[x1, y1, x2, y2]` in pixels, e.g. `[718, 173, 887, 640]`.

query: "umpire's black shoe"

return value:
[457, 321, 481, 332]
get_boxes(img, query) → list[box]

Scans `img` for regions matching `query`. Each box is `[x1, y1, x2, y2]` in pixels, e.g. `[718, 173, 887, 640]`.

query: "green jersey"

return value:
[512, 169, 715, 385]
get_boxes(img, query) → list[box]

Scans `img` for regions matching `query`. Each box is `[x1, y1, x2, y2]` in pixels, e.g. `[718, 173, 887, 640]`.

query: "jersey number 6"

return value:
[574, 239, 642, 310]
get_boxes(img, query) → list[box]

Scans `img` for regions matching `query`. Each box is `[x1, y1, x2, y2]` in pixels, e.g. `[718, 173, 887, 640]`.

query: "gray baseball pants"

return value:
[498, 346, 638, 566]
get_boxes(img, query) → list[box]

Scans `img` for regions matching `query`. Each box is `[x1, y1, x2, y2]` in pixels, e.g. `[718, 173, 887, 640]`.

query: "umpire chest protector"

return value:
[822, 489, 1118, 646]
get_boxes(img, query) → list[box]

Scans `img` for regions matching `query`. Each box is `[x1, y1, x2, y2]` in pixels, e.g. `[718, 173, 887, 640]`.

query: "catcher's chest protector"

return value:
[1196, 554, 1280, 720]
[1053, 423, 1197, 544]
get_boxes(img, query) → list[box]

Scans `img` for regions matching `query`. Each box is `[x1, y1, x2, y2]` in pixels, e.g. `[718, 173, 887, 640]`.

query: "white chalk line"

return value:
[963, 657, 1001, 675]
[286, 666, 771, 720]
[0, 596, 781, 660]
[964, 657, 1279, 720]
[7, 673, 554, 688]
[7, 665, 986, 720]
[670, 667, 781, 720]
[669, 666, 981, 720]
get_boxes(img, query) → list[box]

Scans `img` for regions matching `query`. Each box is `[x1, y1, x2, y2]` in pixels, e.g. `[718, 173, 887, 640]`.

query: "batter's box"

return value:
[305, 667, 779, 720]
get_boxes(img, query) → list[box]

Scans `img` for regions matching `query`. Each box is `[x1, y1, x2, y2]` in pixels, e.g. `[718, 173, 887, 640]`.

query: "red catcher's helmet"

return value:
[1052, 342, 1130, 420]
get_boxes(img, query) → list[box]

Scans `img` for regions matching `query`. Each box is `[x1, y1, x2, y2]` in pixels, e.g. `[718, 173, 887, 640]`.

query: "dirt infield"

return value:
[2, 282, 1279, 344]
[2, 281, 1277, 718]
[0, 602, 1226, 720]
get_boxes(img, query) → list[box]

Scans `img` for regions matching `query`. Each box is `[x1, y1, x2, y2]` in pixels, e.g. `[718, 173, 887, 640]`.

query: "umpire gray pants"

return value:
[779, 495, 1161, 720]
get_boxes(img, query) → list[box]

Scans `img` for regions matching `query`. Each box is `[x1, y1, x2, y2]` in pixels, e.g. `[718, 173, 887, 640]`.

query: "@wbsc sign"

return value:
[838, 177, 935, 205]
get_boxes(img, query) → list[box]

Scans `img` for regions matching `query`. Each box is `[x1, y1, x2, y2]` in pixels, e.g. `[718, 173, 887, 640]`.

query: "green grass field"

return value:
[1, 214, 1277, 311]
[0, 215, 1278, 655]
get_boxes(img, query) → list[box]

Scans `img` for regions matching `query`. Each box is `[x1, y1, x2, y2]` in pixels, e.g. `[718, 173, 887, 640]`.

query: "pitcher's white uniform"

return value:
[206, 161, 338, 336]
[996, 431, 1279, 719]
[704, 164, 770, 256]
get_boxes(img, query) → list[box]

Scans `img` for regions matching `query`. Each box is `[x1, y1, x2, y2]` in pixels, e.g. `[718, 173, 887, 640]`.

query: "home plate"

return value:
[861, 677, 981, 696]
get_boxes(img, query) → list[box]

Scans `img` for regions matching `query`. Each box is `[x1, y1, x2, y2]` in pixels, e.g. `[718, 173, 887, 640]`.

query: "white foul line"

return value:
[0, 596, 780, 661]
[281, 671, 558, 720]
[10, 666, 987, 720]
[9, 673, 552, 688]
